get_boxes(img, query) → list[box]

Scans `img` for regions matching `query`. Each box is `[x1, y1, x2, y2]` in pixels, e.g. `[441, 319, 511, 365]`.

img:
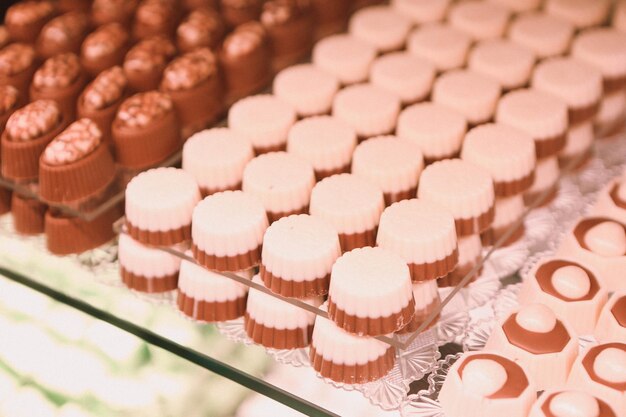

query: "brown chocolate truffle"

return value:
[219, 22, 272, 100]
[5, 1, 56, 44]
[132, 0, 181, 40]
[11, 192, 47, 235]
[123, 36, 177, 92]
[29, 52, 87, 121]
[1, 99, 67, 181]
[0, 43, 38, 97]
[91, 0, 139, 27]
[160, 48, 224, 137]
[112, 91, 181, 169]
[176, 7, 225, 52]
[261, 0, 314, 70]
[220, 0, 264, 27]
[77, 66, 128, 146]
[57, 0, 91, 13]
[39, 118, 116, 205]
[35, 11, 90, 59]
[45, 203, 123, 255]
[80, 23, 130, 77]
[0, 85, 23, 137]
[310, 0, 351, 39]
[0, 26, 10, 50]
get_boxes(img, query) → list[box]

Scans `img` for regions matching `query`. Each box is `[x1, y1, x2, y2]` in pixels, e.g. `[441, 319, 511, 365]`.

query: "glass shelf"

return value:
[1, 132, 624, 416]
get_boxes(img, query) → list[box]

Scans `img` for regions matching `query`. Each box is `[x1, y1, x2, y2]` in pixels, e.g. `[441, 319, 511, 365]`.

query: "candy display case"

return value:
[1, 0, 626, 416]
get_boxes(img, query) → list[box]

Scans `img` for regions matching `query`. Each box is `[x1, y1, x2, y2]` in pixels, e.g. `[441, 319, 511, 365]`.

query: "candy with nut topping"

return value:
[1, 100, 66, 181]
[5, 0, 56, 43]
[91, 0, 138, 26]
[80, 23, 130, 77]
[0, 85, 22, 137]
[309, 0, 350, 39]
[78, 66, 128, 146]
[39, 118, 116, 204]
[0, 43, 38, 97]
[177, 7, 225, 53]
[112, 91, 181, 169]
[261, 0, 313, 70]
[0, 26, 9, 50]
[220, 0, 264, 27]
[161, 48, 223, 137]
[30, 52, 86, 120]
[439, 351, 537, 417]
[124, 36, 176, 92]
[486, 303, 579, 390]
[36, 11, 89, 58]
[132, 0, 180, 40]
[220, 22, 272, 99]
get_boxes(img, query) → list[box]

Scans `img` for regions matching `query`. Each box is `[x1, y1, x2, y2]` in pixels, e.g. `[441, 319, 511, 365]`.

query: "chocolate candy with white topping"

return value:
[91, 0, 139, 27]
[39, 118, 116, 204]
[112, 91, 181, 169]
[0, 43, 38, 97]
[124, 36, 176, 92]
[261, 0, 314, 70]
[0, 85, 23, 137]
[219, 22, 271, 100]
[132, 0, 181, 40]
[310, 0, 350, 39]
[161, 48, 223, 137]
[36, 11, 90, 58]
[78, 66, 128, 146]
[1, 99, 67, 181]
[220, 0, 264, 27]
[80, 23, 130, 77]
[5, 1, 56, 44]
[176, 7, 225, 53]
[0, 26, 9, 50]
[30, 52, 86, 120]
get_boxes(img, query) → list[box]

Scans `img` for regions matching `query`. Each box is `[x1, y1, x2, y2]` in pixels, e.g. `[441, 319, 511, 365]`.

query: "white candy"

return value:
[551, 265, 590, 300]
[461, 359, 507, 397]
[593, 347, 626, 384]
[549, 391, 600, 417]
[515, 303, 557, 333]
[584, 221, 626, 257]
